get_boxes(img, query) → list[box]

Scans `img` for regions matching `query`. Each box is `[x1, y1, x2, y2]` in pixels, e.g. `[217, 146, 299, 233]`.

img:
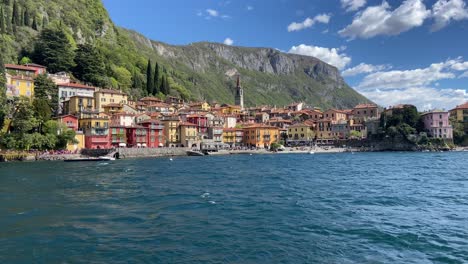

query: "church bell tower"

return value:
[234, 75, 244, 110]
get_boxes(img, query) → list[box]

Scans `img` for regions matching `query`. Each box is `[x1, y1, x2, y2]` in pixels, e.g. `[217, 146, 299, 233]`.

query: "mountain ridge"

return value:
[0, 0, 370, 109]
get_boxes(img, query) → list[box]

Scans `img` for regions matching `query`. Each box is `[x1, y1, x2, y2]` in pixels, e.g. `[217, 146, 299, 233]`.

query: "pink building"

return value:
[421, 111, 453, 139]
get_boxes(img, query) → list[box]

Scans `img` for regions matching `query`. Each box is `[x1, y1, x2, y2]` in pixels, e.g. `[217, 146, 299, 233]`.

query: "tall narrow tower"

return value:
[234, 75, 244, 110]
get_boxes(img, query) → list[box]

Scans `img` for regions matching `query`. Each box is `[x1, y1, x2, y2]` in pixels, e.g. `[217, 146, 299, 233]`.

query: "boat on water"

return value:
[186, 150, 205, 156]
[309, 151, 315, 154]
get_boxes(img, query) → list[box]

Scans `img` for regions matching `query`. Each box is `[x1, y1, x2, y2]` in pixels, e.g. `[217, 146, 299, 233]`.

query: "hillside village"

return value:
[2, 62, 467, 153]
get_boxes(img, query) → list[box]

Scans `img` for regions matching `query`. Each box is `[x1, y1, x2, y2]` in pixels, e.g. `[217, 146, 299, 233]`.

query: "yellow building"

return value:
[180, 122, 199, 148]
[161, 115, 181, 146]
[287, 123, 315, 143]
[316, 119, 334, 143]
[102, 103, 124, 114]
[323, 109, 347, 121]
[66, 132, 85, 152]
[243, 125, 280, 148]
[190, 102, 211, 111]
[63, 95, 95, 116]
[221, 104, 242, 115]
[223, 128, 244, 147]
[94, 89, 128, 113]
[5, 73, 34, 98]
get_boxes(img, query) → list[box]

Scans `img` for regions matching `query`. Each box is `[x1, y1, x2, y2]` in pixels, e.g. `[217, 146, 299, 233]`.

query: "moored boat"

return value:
[187, 150, 205, 156]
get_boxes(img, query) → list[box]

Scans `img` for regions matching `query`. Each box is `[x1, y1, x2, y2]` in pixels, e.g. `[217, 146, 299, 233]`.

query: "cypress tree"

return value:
[165, 76, 170, 95]
[42, 15, 48, 28]
[0, 54, 7, 128]
[11, 0, 19, 26]
[0, 7, 5, 34]
[153, 62, 159, 94]
[31, 16, 37, 30]
[23, 8, 29, 27]
[4, 0, 10, 5]
[159, 75, 165, 95]
[146, 59, 153, 95]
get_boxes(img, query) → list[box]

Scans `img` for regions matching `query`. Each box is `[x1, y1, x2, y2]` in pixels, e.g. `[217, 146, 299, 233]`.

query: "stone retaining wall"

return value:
[118, 147, 188, 158]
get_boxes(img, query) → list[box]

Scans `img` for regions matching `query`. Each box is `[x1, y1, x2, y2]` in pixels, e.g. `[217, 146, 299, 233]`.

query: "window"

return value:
[27, 82, 31, 87]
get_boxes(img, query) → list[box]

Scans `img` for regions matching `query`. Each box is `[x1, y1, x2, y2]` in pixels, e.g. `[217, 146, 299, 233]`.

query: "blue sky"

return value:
[102, 0, 468, 110]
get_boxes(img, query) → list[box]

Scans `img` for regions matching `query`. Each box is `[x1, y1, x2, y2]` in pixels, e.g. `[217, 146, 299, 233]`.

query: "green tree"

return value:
[31, 16, 37, 30]
[132, 68, 143, 89]
[0, 7, 5, 34]
[153, 62, 160, 94]
[42, 15, 48, 28]
[72, 43, 106, 87]
[112, 66, 132, 90]
[11, 0, 19, 26]
[0, 54, 6, 128]
[23, 8, 29, 26]
[11, 97, 38, 135]
[34, 74, 58, 115]
[19, 56, 32, 65]
[146, 59, 153, 95]
[32, 28, 75, 73]
[33, 98, 52, 126]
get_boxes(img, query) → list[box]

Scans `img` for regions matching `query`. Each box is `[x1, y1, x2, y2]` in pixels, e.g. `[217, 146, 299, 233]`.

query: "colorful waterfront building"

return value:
[287, 123, 315, 144]
[242, 125, 280, 148]
[223, 128, 244, 147]
[109, 124, 127, 148]
[180, 122, 199, 148]
[126, 126, 148, 148]
[186, 114, 209, 136]
[139, 120, 165, 148]
[79, 114, 111, 149]
[189, 102, 211, 111]
[421, 111, 453, 139]
[449, 102, 468, 133]
[324, 109, 348, 121]
[161, 115, 181, 147]
[315, 119, 334, 143]
[55, 115, 85, 151]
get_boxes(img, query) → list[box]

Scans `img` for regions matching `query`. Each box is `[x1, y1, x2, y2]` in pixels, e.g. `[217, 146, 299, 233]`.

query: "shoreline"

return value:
[2, 146, 466, 163]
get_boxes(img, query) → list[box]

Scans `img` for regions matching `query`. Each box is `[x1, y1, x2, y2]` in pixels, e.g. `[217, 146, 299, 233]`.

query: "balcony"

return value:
[91, 128, 109, 136]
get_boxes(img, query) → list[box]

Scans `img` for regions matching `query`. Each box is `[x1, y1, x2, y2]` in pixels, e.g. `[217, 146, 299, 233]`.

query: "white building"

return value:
[58, 83, 96, 114]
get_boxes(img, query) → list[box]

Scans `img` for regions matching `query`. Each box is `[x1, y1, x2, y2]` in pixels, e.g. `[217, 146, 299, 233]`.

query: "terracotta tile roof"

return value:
[451, 102, 468, 110]
[58, 82, 96, 90]
[5, 64, 37, 72]
[24, 63, 46, 68]
[289, 123, 312, 128]
[354, 104, 378, 109]
[96, 89, 126, 95]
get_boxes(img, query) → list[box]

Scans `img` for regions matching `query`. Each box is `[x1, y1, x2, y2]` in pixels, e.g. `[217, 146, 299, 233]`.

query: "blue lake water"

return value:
[1, 152, 468, 263]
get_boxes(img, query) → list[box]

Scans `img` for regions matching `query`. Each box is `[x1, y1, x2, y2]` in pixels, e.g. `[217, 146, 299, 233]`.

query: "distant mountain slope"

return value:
[0, 0, 370, 109]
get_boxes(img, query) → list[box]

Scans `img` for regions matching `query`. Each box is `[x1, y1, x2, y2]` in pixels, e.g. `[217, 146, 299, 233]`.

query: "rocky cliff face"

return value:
[134, 38, 363, 108]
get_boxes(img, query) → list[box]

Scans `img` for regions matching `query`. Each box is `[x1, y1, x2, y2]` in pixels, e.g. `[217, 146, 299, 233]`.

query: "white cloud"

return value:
[342, 63, 390, 77]
[247, 5, 254, 11]
[341, 0, 367, 12]
[288, 44, 351, 70]
[339, 0, 430, 39]
[206, 9, 219, 17]
[287, 14, 331, 32]
[360, 87, 467, 110]
[357, 61, 456, 90]
[223, 38, 234, 46]
[460, 71, 468, 78]
[431, 0, 468, 31]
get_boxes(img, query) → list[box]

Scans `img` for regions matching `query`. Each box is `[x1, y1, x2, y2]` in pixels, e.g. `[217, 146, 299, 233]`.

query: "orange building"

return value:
[242, 125, 280, 148]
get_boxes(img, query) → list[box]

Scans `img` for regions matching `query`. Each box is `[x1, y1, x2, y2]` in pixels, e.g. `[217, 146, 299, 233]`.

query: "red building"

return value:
[139, 120, 165, 148]
[126, 125, 148, 148]
[186, 114, 208, 136]
[55, 115, 79, 131]
[110, 124, 127, 148]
